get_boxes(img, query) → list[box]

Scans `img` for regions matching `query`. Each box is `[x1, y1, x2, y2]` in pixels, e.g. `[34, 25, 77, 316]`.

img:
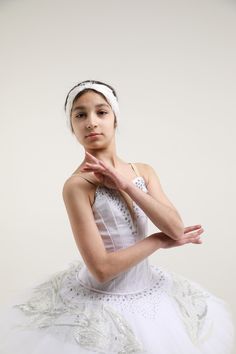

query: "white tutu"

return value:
[0, 259, 234, 354]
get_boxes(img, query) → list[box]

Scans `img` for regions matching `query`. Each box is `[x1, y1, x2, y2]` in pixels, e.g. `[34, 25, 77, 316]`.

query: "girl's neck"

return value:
[84, 151, 123, 168]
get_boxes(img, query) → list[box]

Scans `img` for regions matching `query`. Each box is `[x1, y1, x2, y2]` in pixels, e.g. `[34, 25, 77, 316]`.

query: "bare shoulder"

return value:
[62, 176, 88, 201]
[62, 173, 98, 205]
[133, 162, 158, 185]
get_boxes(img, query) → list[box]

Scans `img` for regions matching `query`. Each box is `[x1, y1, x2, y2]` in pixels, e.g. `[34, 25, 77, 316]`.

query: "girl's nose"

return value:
[86, 122, 98, 128]
[86, 115, 98, 129]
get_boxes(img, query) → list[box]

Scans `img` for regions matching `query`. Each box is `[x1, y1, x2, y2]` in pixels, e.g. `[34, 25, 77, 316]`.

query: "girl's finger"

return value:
[183, 233, 204, 245]
[184, 224, 202, 233]
[191, 240, 202, 245]
[183, 228, 204, 240]
[85, 151, 95, 158]
[184, 224, 202, 232]
[188, 227, 204, 237]
[195, 228, 204, 235]
[193, 238, 202, 244]
[186, 236, 202, 244]
[83, 166, 105, 172]
[84, 161, 103, 168]
[190, 231, 204, 240]
[99, 160, 107, 167]
[85, 162, 99, 167]
[85, 151, 99, 162]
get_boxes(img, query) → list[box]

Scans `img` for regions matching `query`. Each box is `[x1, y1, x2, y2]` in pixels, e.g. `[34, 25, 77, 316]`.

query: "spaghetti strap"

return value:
[129, 162, 140, 177]
[71, 173, 98, 187]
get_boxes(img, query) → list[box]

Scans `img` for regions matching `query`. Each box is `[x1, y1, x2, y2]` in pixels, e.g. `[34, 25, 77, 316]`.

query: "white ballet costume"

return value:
[0, 163, 234, 354]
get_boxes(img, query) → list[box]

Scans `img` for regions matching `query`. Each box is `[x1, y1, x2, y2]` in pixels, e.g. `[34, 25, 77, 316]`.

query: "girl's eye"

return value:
[75, 113, 85, 118]
[98, 111, 107, 115]
[75, 111, 107, 119]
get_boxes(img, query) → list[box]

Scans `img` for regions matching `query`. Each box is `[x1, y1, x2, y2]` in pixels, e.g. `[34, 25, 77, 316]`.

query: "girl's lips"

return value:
[86, 133, 102, 138]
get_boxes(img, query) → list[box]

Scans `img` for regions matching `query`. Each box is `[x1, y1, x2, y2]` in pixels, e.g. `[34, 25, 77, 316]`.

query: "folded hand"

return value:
[80, 151, 129, 190]
[156, 224, 204, 249]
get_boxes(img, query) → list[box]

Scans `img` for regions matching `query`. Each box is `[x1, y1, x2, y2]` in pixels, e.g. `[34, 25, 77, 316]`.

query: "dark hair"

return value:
[64, 80, 118, 133]
[64, 79, 118, 111]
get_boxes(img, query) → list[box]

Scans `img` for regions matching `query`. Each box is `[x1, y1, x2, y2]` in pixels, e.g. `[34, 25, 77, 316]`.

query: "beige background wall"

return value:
[0, 0, 235, 329]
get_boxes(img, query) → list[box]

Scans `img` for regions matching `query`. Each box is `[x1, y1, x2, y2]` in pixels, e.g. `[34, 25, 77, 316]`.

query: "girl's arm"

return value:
[63, 176, 203, 284]
[121, 163, 184, 240]
[62, 177, 162, 283]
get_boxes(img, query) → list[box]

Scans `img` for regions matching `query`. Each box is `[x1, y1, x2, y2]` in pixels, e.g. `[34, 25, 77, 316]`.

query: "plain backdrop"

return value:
[0, 0, 235, 332]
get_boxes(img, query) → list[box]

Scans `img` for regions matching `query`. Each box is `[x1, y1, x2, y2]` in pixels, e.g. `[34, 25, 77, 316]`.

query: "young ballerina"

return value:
[0, 79, 234, 354]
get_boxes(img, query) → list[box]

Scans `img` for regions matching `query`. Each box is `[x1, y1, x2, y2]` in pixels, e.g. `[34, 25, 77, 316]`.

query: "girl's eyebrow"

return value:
[72, 103, 110, 112]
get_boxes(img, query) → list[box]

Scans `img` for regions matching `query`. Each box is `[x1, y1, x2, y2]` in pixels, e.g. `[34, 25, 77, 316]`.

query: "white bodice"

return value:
[77, 176, 153, 294]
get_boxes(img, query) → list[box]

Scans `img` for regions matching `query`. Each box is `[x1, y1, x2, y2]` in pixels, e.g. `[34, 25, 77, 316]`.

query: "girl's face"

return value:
[70, 90, 116, 149]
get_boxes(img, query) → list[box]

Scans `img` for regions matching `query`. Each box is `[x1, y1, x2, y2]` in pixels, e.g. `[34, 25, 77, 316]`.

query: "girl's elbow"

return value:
[173, 224, 185, 240]
[168, 220, 185, 240]
[96, 260, 117, 284]
[95, 260, 111, 284]
[168, 210, 185, 240]
[96, 268, 108, 283]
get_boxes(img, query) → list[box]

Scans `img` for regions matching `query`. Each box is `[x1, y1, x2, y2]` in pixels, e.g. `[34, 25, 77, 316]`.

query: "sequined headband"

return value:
[65, 82, 119, 132]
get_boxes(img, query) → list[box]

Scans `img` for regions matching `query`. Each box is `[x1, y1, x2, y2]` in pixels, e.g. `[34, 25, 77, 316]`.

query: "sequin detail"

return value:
[93, 177, 148, 230]
[61, 261, 168, 320]
[71, 303, 147, 353]
[168, 272, 212, 345]
[13, 261, 146, 353]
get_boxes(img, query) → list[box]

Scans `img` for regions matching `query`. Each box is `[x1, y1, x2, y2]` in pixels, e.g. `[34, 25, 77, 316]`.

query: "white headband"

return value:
[65, 82, 119, 132]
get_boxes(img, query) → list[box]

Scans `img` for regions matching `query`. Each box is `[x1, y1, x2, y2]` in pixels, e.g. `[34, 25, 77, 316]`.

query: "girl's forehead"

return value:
[73, 91, 109, 107]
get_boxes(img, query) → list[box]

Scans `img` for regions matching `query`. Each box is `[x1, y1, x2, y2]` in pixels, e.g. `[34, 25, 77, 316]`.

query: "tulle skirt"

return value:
[0, 259, 235, 354]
